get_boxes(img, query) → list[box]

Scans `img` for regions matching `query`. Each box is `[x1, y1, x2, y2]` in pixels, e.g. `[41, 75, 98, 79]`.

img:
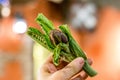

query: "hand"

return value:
[38, 56, 92, 80]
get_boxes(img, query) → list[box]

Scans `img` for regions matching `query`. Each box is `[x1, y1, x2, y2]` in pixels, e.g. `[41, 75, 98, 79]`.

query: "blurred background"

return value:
[0, 0, 120, 80]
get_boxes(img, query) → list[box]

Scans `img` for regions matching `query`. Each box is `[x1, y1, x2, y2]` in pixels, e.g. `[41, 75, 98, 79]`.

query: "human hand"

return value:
[38, 56, 92, 80]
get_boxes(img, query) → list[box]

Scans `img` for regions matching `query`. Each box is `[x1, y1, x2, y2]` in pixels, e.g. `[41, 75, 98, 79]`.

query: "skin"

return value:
[38, 56, 92, 80]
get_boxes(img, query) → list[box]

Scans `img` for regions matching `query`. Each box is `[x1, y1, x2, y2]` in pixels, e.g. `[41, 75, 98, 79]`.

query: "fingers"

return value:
[52, 57, 84, 80]
[87, 58, 93, 65]
[70, 75, 84, 80]
[71, 58, 93, 80]
[47, 63, 57, 73]
[40, 56, 93, 80]
[40, 55, 57, 74]
[81, 58, 93, 79]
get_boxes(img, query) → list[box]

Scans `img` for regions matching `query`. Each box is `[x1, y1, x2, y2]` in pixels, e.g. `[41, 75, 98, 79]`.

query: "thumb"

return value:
[52, 57, 84, 80]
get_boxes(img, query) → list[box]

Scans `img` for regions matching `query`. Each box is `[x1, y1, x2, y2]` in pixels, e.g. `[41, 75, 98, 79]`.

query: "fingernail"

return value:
[77, 57, 84, 64]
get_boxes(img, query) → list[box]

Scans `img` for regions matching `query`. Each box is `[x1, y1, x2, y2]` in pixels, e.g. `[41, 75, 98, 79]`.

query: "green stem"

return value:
[36, 13, 54, 35]
[36, 13, 55, 49]
[26, 27, 52, 51]
[59, 25, 87, 59]
[59, 25, 97, 77]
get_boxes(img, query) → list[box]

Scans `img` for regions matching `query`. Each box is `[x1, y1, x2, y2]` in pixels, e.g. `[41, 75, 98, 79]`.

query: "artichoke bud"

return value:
[50, 29, 68, 45]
